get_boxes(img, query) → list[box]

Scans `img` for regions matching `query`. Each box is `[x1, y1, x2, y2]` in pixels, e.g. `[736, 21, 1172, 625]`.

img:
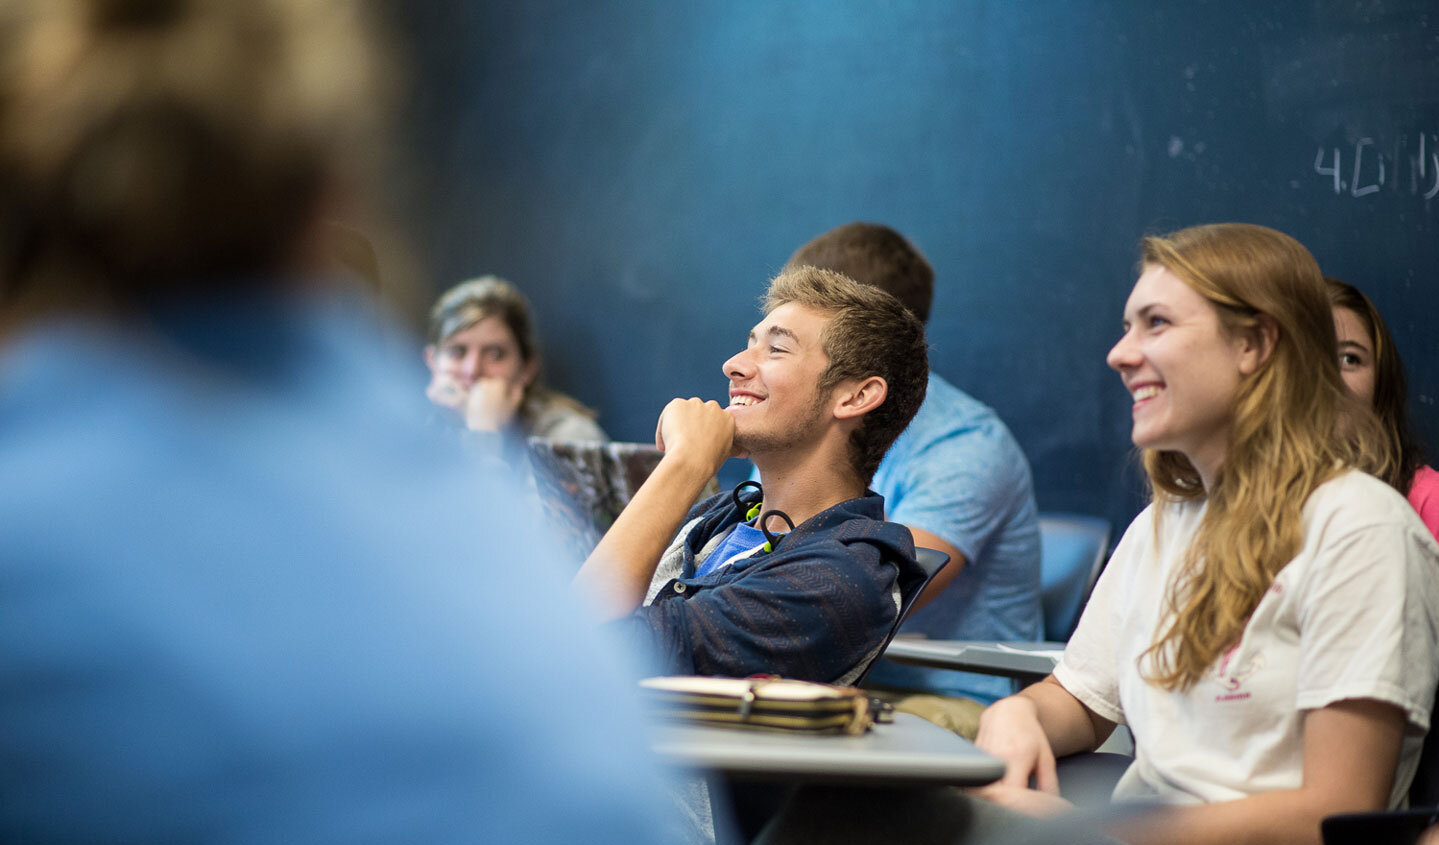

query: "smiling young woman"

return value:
[1116, 226, 1400, 691]
[967, 223, 1439, 845]
[755, 228, 1439, 845]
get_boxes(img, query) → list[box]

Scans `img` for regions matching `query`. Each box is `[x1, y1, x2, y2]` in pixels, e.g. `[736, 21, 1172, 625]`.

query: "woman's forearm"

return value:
[1016, 675, 1114, 756]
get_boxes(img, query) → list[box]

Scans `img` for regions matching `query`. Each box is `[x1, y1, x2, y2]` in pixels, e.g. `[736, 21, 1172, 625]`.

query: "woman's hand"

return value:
[968, 783, 1075, 818]
[464, 377, 525, 432]
[974, 695, 1061, 793]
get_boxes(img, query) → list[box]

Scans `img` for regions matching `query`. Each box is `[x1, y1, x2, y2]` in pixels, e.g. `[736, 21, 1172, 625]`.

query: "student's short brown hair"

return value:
[785, 222, 936, 324]
[764, 266, 928, 485]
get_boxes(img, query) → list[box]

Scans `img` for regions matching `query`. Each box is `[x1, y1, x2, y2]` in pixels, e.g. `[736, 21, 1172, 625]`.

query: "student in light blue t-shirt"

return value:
[777, 222, 1043, 731]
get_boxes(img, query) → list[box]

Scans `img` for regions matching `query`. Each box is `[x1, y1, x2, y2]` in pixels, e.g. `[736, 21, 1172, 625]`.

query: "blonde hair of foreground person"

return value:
[0, 0, 389, 314]
[1136, 223, 1392, 691]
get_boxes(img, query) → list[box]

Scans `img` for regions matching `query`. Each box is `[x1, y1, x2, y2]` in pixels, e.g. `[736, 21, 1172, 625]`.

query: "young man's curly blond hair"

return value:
[764, 265, 929, 485]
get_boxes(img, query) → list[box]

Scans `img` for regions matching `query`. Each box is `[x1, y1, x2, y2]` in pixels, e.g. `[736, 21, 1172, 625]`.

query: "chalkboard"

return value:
[394, 0, 1439, 536]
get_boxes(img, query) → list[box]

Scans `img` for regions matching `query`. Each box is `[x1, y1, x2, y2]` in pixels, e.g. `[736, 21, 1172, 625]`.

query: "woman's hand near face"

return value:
[975, 695, 1062, 793]
[464, 377, 525, 432]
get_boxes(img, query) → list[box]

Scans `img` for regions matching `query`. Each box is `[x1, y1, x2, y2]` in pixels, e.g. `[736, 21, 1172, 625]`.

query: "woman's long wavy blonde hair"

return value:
[1137, 223, 1393, 691]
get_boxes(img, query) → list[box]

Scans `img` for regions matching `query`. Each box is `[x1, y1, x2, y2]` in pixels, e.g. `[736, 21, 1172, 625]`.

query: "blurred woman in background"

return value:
[425, 276, 607, 442]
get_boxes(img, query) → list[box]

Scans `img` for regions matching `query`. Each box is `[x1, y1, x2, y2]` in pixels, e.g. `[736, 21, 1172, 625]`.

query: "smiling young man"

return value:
[573, 266, 930, 683]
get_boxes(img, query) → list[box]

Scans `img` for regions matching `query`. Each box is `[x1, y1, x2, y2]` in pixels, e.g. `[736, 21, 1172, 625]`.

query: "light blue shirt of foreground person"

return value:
[865, 372, 1043, 703]
[0, 288, 676, 844]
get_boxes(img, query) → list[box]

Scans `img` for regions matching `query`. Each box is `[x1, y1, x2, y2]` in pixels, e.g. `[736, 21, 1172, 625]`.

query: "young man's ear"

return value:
[832, 376, 888, 420]
[424, 345, 438, 373]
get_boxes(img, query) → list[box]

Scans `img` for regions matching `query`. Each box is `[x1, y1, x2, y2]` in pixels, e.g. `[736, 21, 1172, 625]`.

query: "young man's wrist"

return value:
[656, 446, 722, 484]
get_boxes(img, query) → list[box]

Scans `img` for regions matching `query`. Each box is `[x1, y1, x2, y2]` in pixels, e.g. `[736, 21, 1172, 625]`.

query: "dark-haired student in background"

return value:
[1326, 277, 1439, 540]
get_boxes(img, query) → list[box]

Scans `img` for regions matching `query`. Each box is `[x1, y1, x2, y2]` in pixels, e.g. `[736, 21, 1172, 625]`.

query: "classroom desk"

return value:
[650, 712, 1004, 787]
[879, 639, 1137, 756]
[881, 639, 1066, 686]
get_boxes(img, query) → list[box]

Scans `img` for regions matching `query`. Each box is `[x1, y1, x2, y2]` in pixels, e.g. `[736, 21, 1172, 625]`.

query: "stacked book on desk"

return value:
[641, 676, 875, 735]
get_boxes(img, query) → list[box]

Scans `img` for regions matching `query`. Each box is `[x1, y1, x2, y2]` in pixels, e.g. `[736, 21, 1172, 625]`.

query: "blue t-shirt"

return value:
[863, 372, 1042, 702]
[694, 521, 769, 577]
[0, 290, 677, 843]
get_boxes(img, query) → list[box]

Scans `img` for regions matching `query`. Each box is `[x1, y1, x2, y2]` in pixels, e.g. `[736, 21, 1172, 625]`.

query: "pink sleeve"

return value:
[1408, 466, 1439, 542]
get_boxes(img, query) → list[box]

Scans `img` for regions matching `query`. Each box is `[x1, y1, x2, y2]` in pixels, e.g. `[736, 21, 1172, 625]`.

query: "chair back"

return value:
[526, 439, 719, 564]
[851, 547, 949, 687]
[1039, 513, 1111, 641]
[1408, 685, 1439, 806]
[1320, 703, 1439, 843]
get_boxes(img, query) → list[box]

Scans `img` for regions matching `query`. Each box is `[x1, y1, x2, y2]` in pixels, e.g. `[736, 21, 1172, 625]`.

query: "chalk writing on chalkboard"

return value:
[1314, 134, 1439, 200]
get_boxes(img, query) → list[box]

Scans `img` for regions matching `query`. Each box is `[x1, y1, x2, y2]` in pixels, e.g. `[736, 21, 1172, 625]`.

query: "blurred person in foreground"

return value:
[0, 0, 673, 841]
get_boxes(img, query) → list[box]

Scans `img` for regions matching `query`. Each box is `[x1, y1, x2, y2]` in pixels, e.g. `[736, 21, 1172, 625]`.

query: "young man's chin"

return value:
[735, 431, 799, 462]
[732, 431, 768, 458]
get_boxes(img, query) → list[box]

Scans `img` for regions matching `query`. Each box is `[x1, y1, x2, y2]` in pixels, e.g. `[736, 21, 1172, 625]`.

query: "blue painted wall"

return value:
[396, 1, 1439, 535]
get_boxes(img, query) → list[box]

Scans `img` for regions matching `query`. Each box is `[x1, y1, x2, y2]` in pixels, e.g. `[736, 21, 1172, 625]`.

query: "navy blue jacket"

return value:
[622, 487, 924, 683]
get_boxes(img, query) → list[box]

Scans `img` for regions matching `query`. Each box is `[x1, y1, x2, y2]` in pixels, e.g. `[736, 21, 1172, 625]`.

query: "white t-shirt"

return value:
[1055, 470, 1439, 807]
